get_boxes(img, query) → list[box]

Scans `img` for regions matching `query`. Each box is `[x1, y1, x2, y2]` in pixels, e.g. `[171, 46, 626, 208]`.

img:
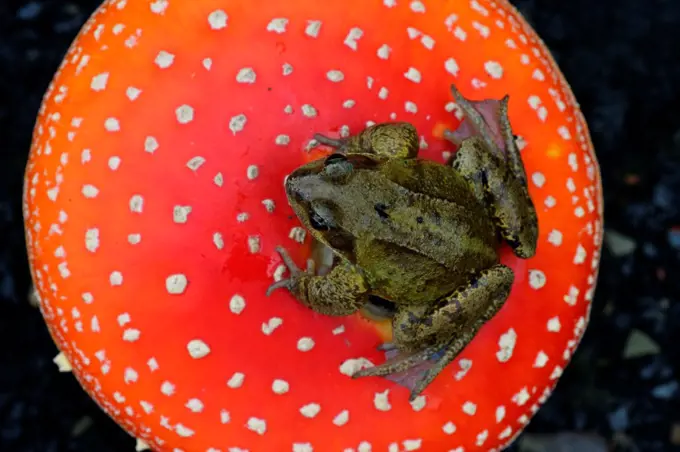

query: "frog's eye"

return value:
[321, 154, 353, 183]
[308, 201, 337, 230]
[324, 153, 348, 165]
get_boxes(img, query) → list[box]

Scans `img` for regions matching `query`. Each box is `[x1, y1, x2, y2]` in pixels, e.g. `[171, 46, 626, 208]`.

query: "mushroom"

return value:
[23, 0, 603, 450]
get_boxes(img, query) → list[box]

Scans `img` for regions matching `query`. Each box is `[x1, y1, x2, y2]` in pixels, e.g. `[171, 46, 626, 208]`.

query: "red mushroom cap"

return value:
[23, 0, 603, 450]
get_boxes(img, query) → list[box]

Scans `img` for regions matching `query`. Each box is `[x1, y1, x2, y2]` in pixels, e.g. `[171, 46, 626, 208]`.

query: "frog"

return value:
[267, 83, 538, 400]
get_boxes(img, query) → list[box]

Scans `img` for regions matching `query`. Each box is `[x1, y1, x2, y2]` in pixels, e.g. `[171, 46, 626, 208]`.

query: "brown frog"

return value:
[267, 84, 538, 400]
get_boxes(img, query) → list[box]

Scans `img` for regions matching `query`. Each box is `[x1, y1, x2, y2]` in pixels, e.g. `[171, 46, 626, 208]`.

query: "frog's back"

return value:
[342, 160, 500, 300]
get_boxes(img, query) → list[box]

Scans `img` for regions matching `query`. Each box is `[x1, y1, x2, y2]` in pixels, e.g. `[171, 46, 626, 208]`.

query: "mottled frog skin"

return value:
[267, 84, 538, 400]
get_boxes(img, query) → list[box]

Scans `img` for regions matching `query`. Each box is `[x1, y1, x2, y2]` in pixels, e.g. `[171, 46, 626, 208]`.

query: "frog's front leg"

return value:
[267, 246, 369, 316]
[353, 264, 514, 400]
[314, 122, 420, 159]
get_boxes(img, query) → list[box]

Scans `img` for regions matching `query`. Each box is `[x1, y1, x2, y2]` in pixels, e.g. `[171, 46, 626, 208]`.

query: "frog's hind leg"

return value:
[444, 84, 526, 183]
[353, 264, 514, 400]
[450, 136, 538, 258]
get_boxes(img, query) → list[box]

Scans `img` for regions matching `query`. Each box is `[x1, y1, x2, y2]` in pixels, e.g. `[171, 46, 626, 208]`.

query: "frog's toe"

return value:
[376, 342, 398, 352]
[352, 347, 434, 379]
[313, 133, 348, 152]
[265, 278, 293, 297]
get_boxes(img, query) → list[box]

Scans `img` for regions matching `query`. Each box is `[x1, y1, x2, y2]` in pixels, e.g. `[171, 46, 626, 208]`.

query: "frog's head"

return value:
[284, 153, 382, 258]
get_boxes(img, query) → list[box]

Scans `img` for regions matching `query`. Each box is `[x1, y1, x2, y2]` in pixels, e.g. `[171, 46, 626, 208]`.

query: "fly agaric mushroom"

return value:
[23, 0, 603, 450]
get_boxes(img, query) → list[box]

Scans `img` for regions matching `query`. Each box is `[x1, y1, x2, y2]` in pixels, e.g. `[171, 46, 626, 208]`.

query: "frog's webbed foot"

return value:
[352, 345, 441, 401]
[265, 246, 315, 297]
[444, 84, 514, 161]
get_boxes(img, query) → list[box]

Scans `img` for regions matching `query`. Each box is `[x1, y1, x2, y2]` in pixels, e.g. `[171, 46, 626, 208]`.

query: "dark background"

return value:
[1, 0, 679, 451]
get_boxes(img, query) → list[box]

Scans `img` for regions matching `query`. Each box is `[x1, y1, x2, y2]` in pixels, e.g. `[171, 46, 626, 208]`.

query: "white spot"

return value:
[124, 367, 139, 384]
[82, 184, 99, 198]
[262, 317, 283, 335]
[128, 233, 141, 245]
[410, 0, 425, 12]
[550, 366, 564, 380]
[227, 372, 245, 388]
[476, 430, 489, 446]
[208, 10, 227, 29]
[333, 410, 349, 426]
[230, 294, 246, 314]
[202, 58, 212, 70]
[187, 339, 211, 359]
[155, 51, 175, 68]
[150, 0, 168, 14]
[300, 403, 321, 418]
[186, 156, 205, 171]
[147, 358, 159, 371]
[85, 228, 100, 252]
[236, 67, 256, 83]
[484, 61, 504, 79]
[496, 328, 517, 362]
[297, 337, 315, 352]
[275, 134, 290, 146]
[161, 381, 175, 396]
[248, 235, 261, 253]
[175, 424, 194, 437]
[305, 20, 322, 37]
[374, 390, 392, 411]
[528, 269, 547, 289]
[302, 104, 318, 118]
[377, 44, 391, 59]
[512, 387, 531, 406]
[574, 244, 587, 264]
[462, 401, 477, 415]
[117, 313, 131, 326]
[266, 18, 288, 33]
[547, 316, 561, 332]
[104, 117, 120, 132]
[166, 274, 188, 294]
[229, 114, 247, 134]
[498, 426, 513, 439]
[123, 329, 140, 342]
[405, 101, 418, 113]
[327, 70, 344, 82]
[173, 205, 192, 223]
[445, 58, 460, 76]
[343, 99, 356, 108]
[442, 422, 456, 434]
[282, 63, 293, 76]
[404, 67, 422, 83]
[534, 351, 549, 368]
[186, 398, 204, 412]
[271, 378, 290, 394]
[176, 105, 194, 124]
[410, 396, 426, 411]
[454, 358, 473, 380]
[547, 229, 563, 246]
[247, 417, 267, 435]
[53, 353, 72, 372]
[220, 410, 230, 423]
[403, 439, 422, 451]
[144, 136, 159, 153]
[344, 27, 364, 50]
[496, 405, 506, 422]
[108, 156, 121, 170]
[532, 172, 546, 187]
[110, 271, 123, 286]
[91, 73, 109, 91]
